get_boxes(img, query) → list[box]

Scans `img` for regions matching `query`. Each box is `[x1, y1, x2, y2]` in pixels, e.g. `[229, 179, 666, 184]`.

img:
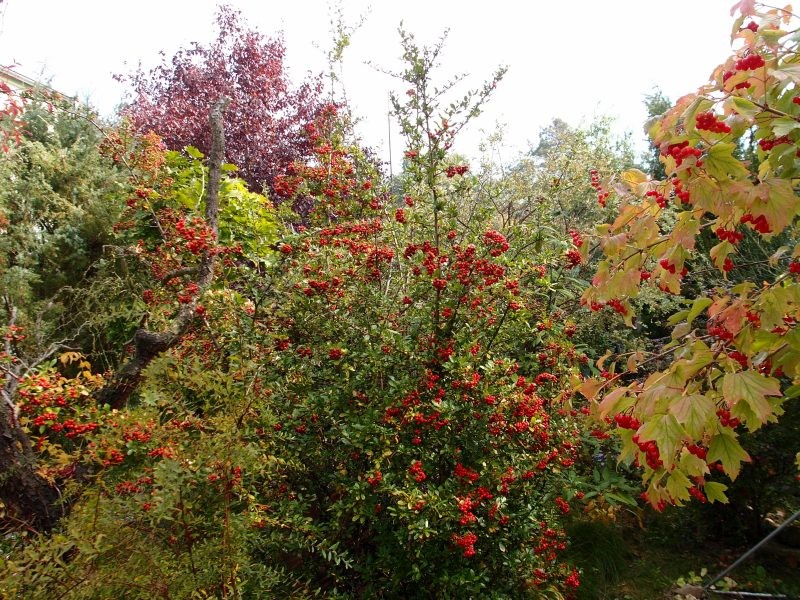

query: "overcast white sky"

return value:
[0, 0, 735, 166]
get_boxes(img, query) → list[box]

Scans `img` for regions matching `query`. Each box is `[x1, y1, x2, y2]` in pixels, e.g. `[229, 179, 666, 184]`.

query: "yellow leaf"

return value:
[626, 352, 644, 373]
[707, 431, 750, 480]
[596, 351, 613, 371]
[669, 394, 715, 439]
[577, 378, 603, 401]
[704, 481, 729, 504]
[59, 352, 83, 365]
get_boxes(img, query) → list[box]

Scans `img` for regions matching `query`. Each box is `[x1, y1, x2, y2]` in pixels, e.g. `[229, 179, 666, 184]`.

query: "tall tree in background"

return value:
[641, 89, 671, 179]
[119, 4, 323, 193]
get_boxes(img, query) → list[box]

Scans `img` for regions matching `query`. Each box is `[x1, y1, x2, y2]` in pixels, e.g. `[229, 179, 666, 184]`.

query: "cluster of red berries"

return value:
[716, 408, 742, 428]
[535, 372, 558, 385]
[409, 460, 427, 482]
[735, 53, 765, 71]
[533, 525, 567, 561]
[728, 350, 748, 368]
[645, 189, 667, 208]
[663, 141, 703, 167]
[686, 444, 708, 460]
[707, 322, 735, 342]
[175, 217, 216, 255]
[395, 208, 407, 223]
[568, 229, 583, 247]
[328, 347, 344, 360]
[639, 492, 668, 512]
[454, 463, 480, 483]
[446, 165, 468, 178]
[614, 413, 641, 430]
[688, 486, 708, 503]
[695, 111, 731, 134]
[554, 496, 570, 514]
[148, 446, 174, 459]
[746, 310, 761, 327]
[716, 227, 744, 244]
[606, 298, 628, 315]
[102, 449, 125, 467]
[590, 169, 610, 206]
[758, 135, 791, 151]
[564, 249, 582, 268]
[177, 282, 199, 304]
[671, 178, 691, 203]
[659, 258, 687, 278]
[482, 229, 509, 256]
[789, 261, 800, 274]
[115, 474, 153, 496]
[723, 258, 735, 273]
[456, 495, 477, 525]
[740, 213, 771, 234]
[452, 531, 478, 557]
[366, 470, 382, 487]
[632, 435, 663, 470]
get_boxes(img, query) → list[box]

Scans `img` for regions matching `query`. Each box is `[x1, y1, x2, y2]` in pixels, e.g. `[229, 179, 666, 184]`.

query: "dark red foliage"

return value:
[118, 5, 324, 193]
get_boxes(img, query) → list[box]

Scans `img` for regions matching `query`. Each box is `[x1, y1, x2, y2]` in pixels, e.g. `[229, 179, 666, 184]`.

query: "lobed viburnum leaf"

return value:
[770, 116, 800, 137]
[669, 394, 715, 439]
[707, 431, 750, 480]
[680, 449, 710, 478]
[710, 240, 735, 271]
[723, 371, 782, 429]
[704, 143, 749, 180]
[757, 178, 798, 235]
[727, 96, 761, 119]
[666, 469, 692, 505]
[672, 211, 702, 251]
[704, 481, 730, 504]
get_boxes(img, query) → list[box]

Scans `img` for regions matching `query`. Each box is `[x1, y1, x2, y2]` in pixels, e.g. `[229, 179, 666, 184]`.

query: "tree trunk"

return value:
[0, 387, 62, 532]
[0, 98, 229, 531]
[97, 96, 229, 410]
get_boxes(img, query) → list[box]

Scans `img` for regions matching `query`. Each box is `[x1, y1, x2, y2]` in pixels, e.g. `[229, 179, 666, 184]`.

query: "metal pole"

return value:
[705, 507, 800, 592]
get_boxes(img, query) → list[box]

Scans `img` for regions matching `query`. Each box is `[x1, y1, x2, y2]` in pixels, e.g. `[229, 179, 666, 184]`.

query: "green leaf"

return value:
[185, 145, 204, 159]
[687, 297, 712, 326]
[759, 178, 799, 235]
[669, 394, 715, 439]
[707, 431, 750, 480]
[704, 143, 749, 180]
[667, 309, 690, 326]
[666, 470, 692, 504]
[704, 481, 729, 504]
[722, 371, 781, 427]
[727, 96, 761, 119]
[771, 116, 800, 137]
[710, 240, 734, 271]
[680, 450, 710, 478]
